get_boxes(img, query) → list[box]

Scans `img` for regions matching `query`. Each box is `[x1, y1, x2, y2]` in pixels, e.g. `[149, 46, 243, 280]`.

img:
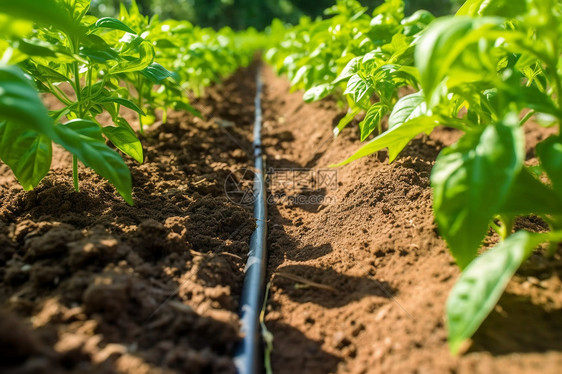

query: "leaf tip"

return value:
[122, 193, 134, 206]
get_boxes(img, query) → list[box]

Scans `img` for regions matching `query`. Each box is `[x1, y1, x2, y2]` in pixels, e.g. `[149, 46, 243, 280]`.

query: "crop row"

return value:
[2, 0, 560, 357]
[0, 0, 264, 204]
[266, 0, 562, 353]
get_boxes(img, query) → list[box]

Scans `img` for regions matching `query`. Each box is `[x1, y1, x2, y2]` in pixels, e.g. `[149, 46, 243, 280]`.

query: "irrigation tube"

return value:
[234, 66, 268, 374]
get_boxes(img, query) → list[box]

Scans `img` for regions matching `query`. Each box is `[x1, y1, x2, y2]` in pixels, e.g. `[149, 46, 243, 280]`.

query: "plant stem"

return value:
[72, 155, 80, 192]
[69, 36, 84, 191]
[85, 65, 93, 111]
[87, 67, 92, 98]
[72, 59, 83, 190]
[73, 61, 82, 116]
[138, 76, 144, 134]
[47, 82, 72, 106]
[519, 110, 536, 126]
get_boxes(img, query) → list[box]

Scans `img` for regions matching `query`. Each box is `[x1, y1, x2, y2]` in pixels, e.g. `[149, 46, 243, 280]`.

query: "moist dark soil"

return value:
[0, 65, 258, 374]
[260, 66, 562, 374]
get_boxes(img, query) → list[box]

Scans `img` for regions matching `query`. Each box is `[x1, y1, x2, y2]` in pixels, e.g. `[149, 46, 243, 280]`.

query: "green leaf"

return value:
[110, 40, 154, 74]
[333, 115, 438, 167]
[0, 65, 54, 136]
[0, 0, 81, 35]
[447, 231, 549, 354]
[334, 106, 362, 137]
[93, 17, 136, 35]
[537, 136, 562, 201]
[431, 113, 525, 268]
[140, 113, 155, 127]
[344, 74, 373, 104]
[514, 85, 560, 117]
[154, 39, 178, 49]
[14, 39, 57, 58]
[303, 83, 334, 103]
[35, 64, 70, 83]
[58, 0, 90, 22]
[456, 0, 527, 18]
[62, 119, 104, 141]
[118, 34, 145, 53]
[114, 117, 135, 133]
[79, 46, 118, 62]
[99, 97, 145, 115]
[402, 10, 434, 36]
[333, 56, 361, 84]
[290, 66, 308, 87]
[359, 103, 388, 141]
[388, 91, 426, 129]
[499, 167, 562, 216]
[415, 17, 503, 106]
[54, 120, 133, 205]
[0, 121, 52, 190]
[102, 126, 143, 163]
[140, 63, 174, 83]
[81, 34, 118, 61]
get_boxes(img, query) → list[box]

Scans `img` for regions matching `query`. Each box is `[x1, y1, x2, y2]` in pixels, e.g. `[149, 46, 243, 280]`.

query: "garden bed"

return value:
[0, 66, 258, 374]
[261, 66, 562, 374]
[1, 63, 562, 374]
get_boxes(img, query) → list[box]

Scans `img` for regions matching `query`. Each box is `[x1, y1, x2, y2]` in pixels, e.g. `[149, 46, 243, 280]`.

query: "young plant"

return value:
[266, 0, 432, 139]
[339, 0, 562, 352]
[0, 0, 182, 203]
[116, 0, 263, 129]
[116, 0, 198, 131]
[0, 0, 149, 203]
[1, 0, 266, 203]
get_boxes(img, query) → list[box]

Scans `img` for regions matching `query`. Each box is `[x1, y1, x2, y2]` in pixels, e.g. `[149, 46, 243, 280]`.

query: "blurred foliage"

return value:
[90, 0, 456, 30]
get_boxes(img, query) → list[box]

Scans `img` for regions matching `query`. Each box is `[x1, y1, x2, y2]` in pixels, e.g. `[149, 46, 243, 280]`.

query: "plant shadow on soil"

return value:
[273, 264, 396, 308]
[265, 320, 340, 373]
[470, 291, 562, 355]
[466, 218, 562, 356]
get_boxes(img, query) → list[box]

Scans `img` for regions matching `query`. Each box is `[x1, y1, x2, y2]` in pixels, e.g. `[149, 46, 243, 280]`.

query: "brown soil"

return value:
[2, 62, 562, 374]
[260, 66, 562, 374]
[0, 66, 258, 373]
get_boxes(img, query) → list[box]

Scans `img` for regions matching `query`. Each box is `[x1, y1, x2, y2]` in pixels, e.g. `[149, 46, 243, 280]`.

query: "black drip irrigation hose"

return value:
[234, 66, 268, 374]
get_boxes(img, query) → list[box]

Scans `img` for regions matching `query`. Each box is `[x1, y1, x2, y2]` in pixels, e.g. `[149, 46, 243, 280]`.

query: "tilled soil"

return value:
[260, 66, 562, 374]
[2, 62, 562, 374]
[0, 66, 258, 374]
